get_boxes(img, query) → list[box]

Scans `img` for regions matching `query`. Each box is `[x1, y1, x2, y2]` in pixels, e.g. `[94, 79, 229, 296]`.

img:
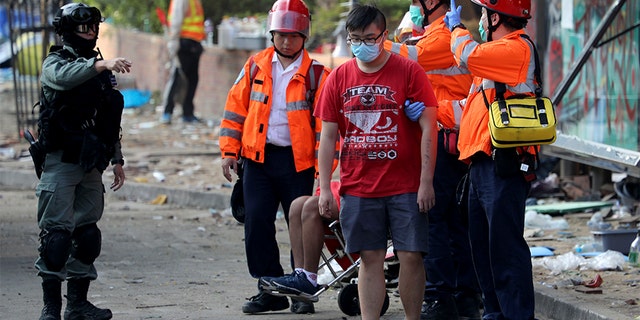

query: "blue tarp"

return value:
[120, 89, 151, 108]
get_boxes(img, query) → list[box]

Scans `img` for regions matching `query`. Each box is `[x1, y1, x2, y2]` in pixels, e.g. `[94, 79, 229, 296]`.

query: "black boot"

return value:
[420, 294, 459, 320]
[64, 278, 112, 320]
[40, 279, 62, 320]
[455, 292, 483, 320]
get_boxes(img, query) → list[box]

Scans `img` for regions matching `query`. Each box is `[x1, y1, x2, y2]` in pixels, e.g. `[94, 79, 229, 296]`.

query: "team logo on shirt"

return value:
[360, 92, 376, 107]
[340, 85, 400, 159]
[343, 85, 396, 105]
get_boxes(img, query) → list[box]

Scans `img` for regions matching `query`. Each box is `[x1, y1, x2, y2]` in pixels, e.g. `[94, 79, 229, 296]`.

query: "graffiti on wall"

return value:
[544, 0, 639, 151]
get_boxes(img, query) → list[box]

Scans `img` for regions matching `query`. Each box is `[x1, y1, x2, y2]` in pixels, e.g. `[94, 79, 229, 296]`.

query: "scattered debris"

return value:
[584, 274, 603, 288]
[575, 288, 603, 294]
[150, 194, 168, 205]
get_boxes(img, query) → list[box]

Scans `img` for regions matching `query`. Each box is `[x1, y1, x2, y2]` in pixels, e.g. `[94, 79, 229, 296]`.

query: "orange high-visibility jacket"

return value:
[451, 29, 538, 162]
[219, 47, 331, 173]
[169, 0, 205, 42]
[385, 16, 473, 129]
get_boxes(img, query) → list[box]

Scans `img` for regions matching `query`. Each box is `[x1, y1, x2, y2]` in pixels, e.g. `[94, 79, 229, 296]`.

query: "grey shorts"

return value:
[339, 193, 429, 254]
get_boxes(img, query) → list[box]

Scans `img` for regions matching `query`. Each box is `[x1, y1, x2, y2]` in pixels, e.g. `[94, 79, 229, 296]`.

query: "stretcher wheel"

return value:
[337, 283, 390, 316]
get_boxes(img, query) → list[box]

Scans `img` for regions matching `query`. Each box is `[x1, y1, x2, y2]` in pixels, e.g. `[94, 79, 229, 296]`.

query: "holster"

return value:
[24, 129, 45, 179]
[29, 141, 46, 179]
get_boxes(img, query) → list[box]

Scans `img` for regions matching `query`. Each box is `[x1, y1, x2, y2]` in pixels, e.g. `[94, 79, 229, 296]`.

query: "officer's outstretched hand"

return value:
[95, 58, 132, 74]
[111, 163, 125, 191]
[444, 0, 463, 31]
[404, 99, 425, 122]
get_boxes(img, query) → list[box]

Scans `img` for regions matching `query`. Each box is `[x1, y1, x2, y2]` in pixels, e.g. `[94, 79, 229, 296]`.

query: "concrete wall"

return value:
[96, 24, 347, 120]
[97, 24, 253, 120]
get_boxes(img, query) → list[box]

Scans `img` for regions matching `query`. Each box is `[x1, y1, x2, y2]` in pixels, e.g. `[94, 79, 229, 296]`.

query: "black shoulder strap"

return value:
[494, 34, 543, 100]
[520, 34, 543, 97]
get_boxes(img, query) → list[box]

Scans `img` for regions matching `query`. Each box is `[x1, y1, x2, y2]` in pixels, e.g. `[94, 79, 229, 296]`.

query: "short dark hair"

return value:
[503, 16, 528, 30]
[488, 9, 528, 30]
[345, 4, 386, 34]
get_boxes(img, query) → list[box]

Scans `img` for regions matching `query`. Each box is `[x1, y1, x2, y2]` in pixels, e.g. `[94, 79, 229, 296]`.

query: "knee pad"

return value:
[71, 224, 102, 265]
[38, 229, 72, 272]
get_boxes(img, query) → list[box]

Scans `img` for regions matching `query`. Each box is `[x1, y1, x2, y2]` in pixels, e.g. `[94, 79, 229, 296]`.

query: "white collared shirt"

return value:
[267, 53, 302, 146]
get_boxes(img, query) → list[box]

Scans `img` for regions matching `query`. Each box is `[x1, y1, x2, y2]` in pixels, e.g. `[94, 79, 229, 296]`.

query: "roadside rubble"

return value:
[523, 173, 640, 318]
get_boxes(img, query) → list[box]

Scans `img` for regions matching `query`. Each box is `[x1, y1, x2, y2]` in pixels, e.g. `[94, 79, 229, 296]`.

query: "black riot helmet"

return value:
[53, 3, 102, 35]
[52, 3, 102, 52]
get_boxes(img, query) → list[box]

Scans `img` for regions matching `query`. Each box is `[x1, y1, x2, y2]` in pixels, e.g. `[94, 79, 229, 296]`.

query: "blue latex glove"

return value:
[404, 99, 425, 122]
[444, 0, 463, 31]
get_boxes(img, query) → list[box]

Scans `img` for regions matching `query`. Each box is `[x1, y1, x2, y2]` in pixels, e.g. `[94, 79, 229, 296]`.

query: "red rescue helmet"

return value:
[267, 0, 311, 38]
[470, 0, 531, 19]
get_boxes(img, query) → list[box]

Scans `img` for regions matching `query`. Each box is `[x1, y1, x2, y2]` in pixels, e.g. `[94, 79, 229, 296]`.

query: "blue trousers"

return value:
[242, 145, 314, 278]
[468, 154, 534, 320]
[424, 131, 479, 299]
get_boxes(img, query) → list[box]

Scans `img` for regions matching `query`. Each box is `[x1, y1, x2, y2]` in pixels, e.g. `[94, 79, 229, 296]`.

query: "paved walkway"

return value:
[0, 167, 630, 320]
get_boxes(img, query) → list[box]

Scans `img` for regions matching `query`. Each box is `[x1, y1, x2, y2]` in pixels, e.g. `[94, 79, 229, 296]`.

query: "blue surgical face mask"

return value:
[350, 42, 381, 63]
[478, 20, 487, 42]
[409, 5, 424, 27]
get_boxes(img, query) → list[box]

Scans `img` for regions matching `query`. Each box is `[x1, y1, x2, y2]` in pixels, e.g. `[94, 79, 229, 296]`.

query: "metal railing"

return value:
[5, 0, 62, 139]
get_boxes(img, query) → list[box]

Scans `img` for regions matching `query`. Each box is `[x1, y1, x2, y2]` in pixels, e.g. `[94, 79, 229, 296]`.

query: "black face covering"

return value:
[62, 30, 98, 56]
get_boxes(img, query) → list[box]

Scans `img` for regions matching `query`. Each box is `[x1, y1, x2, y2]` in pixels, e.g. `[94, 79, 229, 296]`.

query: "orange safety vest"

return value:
[169, 0, 205, 42]
[451, 29, 538, 162]
[385, 16, 473, 129]
[219, 47, 332, 173]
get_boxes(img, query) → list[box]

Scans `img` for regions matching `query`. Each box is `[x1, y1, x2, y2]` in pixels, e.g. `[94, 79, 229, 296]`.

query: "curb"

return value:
[0, 168, 230, 210]
[534, 283, 626, 320]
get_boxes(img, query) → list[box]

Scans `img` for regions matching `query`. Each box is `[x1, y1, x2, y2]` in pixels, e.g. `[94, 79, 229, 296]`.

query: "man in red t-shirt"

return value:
[314, 4, 438, 319]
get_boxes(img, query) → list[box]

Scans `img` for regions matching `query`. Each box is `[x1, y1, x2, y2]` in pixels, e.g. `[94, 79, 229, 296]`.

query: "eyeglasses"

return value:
[346, 31, 384, 46]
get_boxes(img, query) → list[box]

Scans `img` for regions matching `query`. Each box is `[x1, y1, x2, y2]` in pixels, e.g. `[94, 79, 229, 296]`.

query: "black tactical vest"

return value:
[38, 46, 124, 171]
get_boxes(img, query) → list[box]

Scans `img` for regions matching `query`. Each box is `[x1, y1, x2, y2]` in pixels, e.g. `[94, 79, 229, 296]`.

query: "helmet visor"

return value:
[74, 24, 98, 34]
[268, 11, 309, 37]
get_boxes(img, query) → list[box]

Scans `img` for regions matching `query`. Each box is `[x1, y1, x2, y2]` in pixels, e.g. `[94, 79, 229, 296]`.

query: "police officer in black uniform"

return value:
[35, 3, 131, 320]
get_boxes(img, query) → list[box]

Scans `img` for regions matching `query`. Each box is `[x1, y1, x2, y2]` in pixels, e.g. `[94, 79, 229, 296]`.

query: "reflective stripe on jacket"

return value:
[385, 16, 472, 129]
[451, 28, 537, 162]
[220, 47, 331, 173]
[169, 0, 205, 42]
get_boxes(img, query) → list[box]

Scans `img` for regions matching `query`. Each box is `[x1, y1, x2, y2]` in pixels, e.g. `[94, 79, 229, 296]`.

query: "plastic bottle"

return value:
[574, 241, 603, 254]
[204, 19, 214, 46]
[629, 229, 640, 267]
